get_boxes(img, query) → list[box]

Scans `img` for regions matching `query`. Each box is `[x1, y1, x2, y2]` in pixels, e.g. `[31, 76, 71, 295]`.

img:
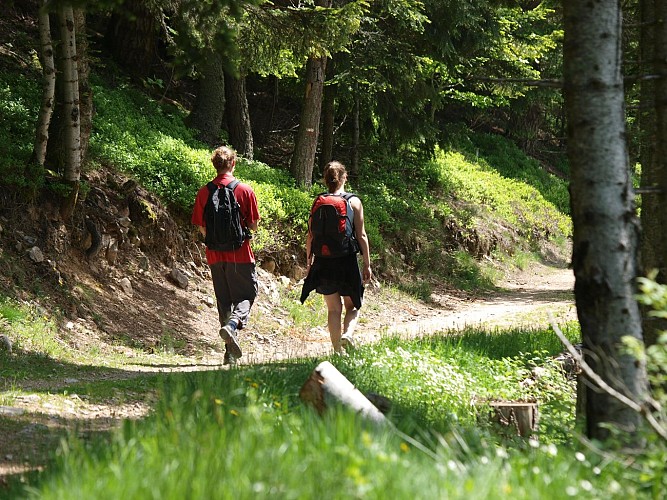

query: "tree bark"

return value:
[31, 0, 55, 167]
[290, 54, 328, 188]
[74, 8, 92, 164]
[563, 0, 649, 443]
[106, 3, 159, 77]
[188, 51, 225, 146]
[224, 71, 254, 159]
[58, 4, 81, 183]
[319, 58, 337, 173]
[351, 90, 360, 177]
[57, 4, 81, 220]
[640, 0, 667, 346]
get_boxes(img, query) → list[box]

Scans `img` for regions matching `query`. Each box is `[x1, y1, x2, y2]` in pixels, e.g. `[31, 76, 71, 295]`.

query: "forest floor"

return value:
[0, 255, 576, 484]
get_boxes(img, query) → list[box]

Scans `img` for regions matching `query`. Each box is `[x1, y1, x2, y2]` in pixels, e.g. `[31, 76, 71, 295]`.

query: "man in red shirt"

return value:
[192, 146, 260, 364]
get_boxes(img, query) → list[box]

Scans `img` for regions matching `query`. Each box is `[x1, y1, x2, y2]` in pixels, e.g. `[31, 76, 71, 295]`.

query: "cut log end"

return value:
[488, 402, 539, 437]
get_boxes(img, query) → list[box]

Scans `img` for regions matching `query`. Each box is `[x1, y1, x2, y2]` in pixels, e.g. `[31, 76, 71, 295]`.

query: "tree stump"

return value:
[299, 361, 387, 425]
[488, 402, 539, 437]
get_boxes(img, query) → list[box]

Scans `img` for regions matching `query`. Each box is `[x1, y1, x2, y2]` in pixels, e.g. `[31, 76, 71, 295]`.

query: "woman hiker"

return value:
[300, 161, 372, 354]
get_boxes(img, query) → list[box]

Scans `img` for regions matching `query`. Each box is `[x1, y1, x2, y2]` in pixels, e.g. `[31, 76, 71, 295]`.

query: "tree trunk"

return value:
[57, 4, 81, 220]
[74, 8, 92, 164]
[106, 3, 159, 77]
[188, 51, 225, 146]
[563, 0, 649, 443]
[289, 0, 332, 186]
[319, 58, 337, 173]
[31, 0, 55, 167]
[351, 90, 360, 177]
[58, 5, 81, 182]
[290, 54, 328, 188]
[224, 71, 253, 159]
[640, 0, 667, 346]
[258, 75, 279, 148]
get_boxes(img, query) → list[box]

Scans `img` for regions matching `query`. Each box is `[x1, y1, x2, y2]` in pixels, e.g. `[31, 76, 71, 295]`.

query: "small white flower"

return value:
[575, 451, 585, 462]
[532, 466, 540, 475]
[580, 480, 593, 492]
[546, 443, 558, 456]
[529, 438, 540, 448]
[592, 467, 601, 475]
[566, 486, 578, 496]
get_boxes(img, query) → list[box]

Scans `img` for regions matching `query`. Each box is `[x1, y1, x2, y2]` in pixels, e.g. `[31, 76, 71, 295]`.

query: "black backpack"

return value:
[203, 180, 246, 251]
[309, 192, 360, 258]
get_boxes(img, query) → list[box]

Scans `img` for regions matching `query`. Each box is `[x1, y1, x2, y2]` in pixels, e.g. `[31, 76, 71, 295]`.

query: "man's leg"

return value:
[227, 263, 258, 330]
[323, 293, 343, 353]
[210, 262, 232, 327]
[210, 262, 242, 361]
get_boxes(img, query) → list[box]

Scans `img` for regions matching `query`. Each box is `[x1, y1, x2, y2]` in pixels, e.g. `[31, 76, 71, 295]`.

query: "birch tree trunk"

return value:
[563, 0, 649, 442]
[640, 0, 667, 346]
[31, 0, 55, 167]
[58, 4, 81, 220]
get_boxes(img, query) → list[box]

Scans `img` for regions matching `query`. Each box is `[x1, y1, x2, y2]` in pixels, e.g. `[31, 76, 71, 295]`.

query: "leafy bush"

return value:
[89, 79, 313, 255]
[436, 149, 571, 239]
[454, 132, 570, 215]
[0, 74, 41, 189]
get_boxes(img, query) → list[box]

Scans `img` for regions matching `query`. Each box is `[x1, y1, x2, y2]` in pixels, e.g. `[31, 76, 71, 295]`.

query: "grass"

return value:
[7, 321, 657, 499]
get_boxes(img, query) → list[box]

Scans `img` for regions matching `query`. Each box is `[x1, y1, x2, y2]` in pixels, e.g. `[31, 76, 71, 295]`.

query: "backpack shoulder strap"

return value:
[341, 192, 358, 202]
[206, 181, 218, 193]
[227, 179, 240, 191]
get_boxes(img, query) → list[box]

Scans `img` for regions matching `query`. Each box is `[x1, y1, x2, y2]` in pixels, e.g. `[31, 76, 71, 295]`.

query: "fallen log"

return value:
[299, 361, 387, 425]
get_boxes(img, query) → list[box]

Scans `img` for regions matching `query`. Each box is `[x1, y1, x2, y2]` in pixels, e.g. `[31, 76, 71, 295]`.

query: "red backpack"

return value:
[309, 192, 360, 258]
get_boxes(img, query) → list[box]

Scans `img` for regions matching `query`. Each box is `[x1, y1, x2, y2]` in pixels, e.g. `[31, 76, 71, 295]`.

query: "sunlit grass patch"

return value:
[17, 341, 635, 499]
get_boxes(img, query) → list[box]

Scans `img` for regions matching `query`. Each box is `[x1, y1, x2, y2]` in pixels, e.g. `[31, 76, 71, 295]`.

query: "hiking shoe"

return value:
[340, 334, 355, 351]
[220, 325, 242, 359]
[223, 346, 238, 366]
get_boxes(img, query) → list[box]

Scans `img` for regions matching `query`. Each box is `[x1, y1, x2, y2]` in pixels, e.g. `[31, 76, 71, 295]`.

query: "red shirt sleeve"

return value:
[191, 185, 209, 227]
[235, 183, 260, 225]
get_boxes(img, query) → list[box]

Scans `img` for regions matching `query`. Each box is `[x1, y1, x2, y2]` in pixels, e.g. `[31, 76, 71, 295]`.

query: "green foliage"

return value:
[13, 323, 648, 499]
[620, 274, 667, 496]
[2, 41, 572, 294]
[89, 77, 312, 254]
[0, 73, 41, 189]
[436, 148, 570, 239]
[459, 132, 570, 215]
[238, 1, 369, 77]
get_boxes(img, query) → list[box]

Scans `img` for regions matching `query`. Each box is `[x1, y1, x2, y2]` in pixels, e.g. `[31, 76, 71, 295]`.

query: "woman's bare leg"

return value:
[324, 293, 343, 352]
[342, 296, 359, 336]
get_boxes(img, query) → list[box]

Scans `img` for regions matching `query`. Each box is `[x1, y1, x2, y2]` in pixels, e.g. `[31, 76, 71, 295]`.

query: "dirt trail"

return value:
[0, 262, 576, 483]
[237, 262, 576, 363]
[386, 264, 576, 337]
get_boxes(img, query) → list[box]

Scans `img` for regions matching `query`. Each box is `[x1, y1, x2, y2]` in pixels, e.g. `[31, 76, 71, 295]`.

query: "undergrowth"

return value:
[1, 66, 571, 293]
[8, 321, 653, 499]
